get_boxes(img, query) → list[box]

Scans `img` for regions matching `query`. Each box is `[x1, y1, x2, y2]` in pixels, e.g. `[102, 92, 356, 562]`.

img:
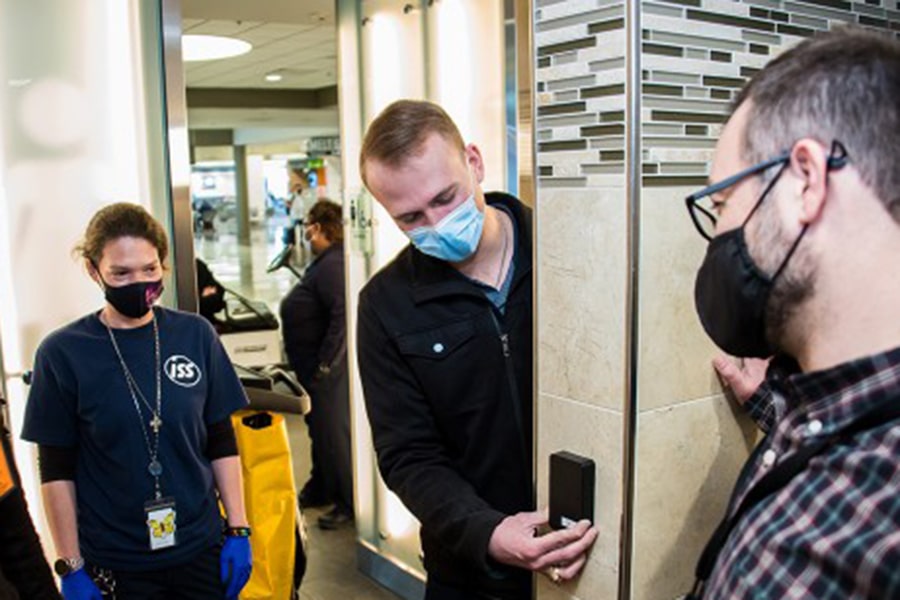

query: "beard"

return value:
[747, 197, 817, 356]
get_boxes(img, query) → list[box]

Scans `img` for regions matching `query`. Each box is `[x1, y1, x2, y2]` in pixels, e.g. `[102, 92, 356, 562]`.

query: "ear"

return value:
[86, 259, 102, 286]
[464, 143, 486, 184]
[789, 139, 829, 226]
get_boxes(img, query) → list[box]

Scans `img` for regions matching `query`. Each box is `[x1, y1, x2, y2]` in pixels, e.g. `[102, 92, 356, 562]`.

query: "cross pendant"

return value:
[150, 415, 162, 434]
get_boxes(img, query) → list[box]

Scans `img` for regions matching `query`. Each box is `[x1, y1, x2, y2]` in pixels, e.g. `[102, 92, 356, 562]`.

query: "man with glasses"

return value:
[357, 100, 597, 599]
[683, 27, 900, 599]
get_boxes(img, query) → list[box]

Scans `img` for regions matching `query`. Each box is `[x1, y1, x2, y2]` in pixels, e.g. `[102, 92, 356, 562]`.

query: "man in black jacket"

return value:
[0, 404, 60, 599]
[357, 100, 597, 600]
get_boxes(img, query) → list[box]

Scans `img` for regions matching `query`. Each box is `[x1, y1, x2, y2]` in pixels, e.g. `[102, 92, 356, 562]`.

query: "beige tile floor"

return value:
[195, 217, 402, 600]
[285, 414, 402, 600]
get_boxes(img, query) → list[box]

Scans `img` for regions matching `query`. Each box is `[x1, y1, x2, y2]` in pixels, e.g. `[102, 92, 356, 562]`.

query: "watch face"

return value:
[53, 558, 70, 576]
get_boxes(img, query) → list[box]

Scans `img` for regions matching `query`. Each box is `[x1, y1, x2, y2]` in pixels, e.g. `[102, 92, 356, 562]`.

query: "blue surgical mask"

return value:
[406, 192, 484, 262]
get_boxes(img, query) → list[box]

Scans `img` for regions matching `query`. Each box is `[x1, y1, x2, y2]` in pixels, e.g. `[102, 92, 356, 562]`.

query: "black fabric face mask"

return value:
[694, 227, 774, 357]
[694, 223, 807, 358]
[691, 140, 847, 359]
[103, 279, 164, 319]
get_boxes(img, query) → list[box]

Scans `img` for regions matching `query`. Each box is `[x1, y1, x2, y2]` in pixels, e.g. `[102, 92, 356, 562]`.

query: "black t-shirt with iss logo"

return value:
[22, 307, 248, 570]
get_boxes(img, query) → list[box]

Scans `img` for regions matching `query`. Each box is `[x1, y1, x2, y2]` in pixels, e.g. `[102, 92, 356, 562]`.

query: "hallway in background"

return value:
[195, 217, 399, 599]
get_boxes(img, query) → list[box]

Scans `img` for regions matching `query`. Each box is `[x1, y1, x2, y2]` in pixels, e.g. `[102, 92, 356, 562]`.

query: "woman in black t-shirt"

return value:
[22, 203, 252, 600]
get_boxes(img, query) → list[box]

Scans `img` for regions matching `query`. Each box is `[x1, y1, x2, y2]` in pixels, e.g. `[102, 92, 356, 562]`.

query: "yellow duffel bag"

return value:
[232, 409, 306, 600]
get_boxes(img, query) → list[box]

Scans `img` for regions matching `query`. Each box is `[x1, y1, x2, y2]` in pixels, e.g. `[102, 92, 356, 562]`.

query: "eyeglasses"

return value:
[684, 140, 848, 241]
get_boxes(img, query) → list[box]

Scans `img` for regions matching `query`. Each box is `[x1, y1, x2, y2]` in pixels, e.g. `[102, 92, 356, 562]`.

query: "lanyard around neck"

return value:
[105, 310, 165, 499]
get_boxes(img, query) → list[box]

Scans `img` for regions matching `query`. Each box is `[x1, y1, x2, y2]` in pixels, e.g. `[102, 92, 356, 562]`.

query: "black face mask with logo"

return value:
[102, 279, 164, 319]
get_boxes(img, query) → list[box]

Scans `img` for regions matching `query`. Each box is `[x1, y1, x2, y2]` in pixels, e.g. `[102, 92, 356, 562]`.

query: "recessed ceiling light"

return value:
[265, 72, 283, 82]
[182, 35, 252, 62]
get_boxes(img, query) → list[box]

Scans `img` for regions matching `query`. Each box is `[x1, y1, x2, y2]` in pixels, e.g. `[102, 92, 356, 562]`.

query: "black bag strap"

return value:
[687, 395, 900, 599]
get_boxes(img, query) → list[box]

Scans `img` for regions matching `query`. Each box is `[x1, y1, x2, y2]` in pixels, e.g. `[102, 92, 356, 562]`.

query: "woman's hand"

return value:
[220, 535, 252, 600]
[61, 569, 102, 600]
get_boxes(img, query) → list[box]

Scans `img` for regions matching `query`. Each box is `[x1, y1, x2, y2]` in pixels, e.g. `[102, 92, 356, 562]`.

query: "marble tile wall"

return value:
[632, 2, 897, 599]
[535, 1, 628, 596]
[533, 0, 899, 599]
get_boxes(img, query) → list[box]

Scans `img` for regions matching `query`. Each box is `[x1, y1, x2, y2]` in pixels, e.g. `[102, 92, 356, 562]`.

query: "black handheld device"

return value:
[549, 450, 595, 530]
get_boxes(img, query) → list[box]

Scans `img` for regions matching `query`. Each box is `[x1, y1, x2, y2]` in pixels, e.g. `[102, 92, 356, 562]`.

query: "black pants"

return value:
[87, 544, 223, 600]
[308, 359, 353, 513]
[425, 578, 514, 600]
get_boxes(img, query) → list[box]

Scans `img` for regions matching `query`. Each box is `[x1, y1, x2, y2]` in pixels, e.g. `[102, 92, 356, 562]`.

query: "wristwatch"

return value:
[53, 556, 85, 577]
[225, 525, 252, 537]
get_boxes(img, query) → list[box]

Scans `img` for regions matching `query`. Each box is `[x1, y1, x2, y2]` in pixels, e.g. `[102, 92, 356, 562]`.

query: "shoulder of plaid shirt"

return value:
[703, 350, 900, 599]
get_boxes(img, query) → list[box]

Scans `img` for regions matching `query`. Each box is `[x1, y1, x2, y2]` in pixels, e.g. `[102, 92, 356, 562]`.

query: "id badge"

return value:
[144, 497, 177, 551]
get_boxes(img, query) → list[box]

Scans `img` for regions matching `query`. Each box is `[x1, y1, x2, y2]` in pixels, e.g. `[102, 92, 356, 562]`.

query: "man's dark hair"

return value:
[734, 27, 900, 221]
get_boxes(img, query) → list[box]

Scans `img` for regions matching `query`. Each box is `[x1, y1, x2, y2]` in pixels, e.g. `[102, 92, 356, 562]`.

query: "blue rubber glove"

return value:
[61, 568, 102, 600]
[220, 536, 252, 600]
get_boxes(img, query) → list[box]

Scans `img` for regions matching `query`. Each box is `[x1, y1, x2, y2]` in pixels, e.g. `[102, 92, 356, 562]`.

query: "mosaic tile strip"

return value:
[640, 0, 900, 185]
[534, 0, 900, 190]
[536, 1, 628, 187]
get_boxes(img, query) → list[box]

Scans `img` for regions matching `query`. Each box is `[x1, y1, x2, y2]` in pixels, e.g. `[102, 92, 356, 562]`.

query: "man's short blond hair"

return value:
[359, 100, 466, 185]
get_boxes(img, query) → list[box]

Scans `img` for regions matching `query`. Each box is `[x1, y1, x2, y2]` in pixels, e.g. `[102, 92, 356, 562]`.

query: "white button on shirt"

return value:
[762, 449, 777, 468]
[807, 419, 823, 435]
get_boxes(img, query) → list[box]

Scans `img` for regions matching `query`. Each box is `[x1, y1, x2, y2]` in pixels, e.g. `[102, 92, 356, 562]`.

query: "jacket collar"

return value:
[308, 240, 342, 269]
[409, 192, 532, 305]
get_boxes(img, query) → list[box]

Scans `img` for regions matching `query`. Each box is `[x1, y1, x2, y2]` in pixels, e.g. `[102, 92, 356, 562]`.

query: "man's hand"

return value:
[487, 509, 598, 583]
[712, 356, 770, 406]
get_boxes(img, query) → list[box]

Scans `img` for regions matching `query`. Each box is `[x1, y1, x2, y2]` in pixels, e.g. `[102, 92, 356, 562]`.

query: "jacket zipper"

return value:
[490, 310, 530, 498]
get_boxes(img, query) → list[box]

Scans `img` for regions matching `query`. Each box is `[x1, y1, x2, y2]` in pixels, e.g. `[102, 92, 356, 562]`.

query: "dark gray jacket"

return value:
[280, 242, 346, 389]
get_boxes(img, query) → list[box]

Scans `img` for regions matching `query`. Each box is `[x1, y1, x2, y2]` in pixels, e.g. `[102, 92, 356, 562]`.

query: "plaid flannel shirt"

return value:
[703, 347, 900, 599]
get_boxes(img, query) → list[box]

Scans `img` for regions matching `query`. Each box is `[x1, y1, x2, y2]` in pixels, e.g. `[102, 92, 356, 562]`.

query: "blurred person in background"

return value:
[280, 200, 353, 530]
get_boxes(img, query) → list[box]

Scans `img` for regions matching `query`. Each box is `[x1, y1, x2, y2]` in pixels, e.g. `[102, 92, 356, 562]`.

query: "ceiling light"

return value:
[182, 35, 252, 62]
[265, 72, 283, 82]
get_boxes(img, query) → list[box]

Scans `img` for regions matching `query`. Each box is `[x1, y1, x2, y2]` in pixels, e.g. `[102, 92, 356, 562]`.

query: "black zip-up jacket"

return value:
[358, 193, 533, 598]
